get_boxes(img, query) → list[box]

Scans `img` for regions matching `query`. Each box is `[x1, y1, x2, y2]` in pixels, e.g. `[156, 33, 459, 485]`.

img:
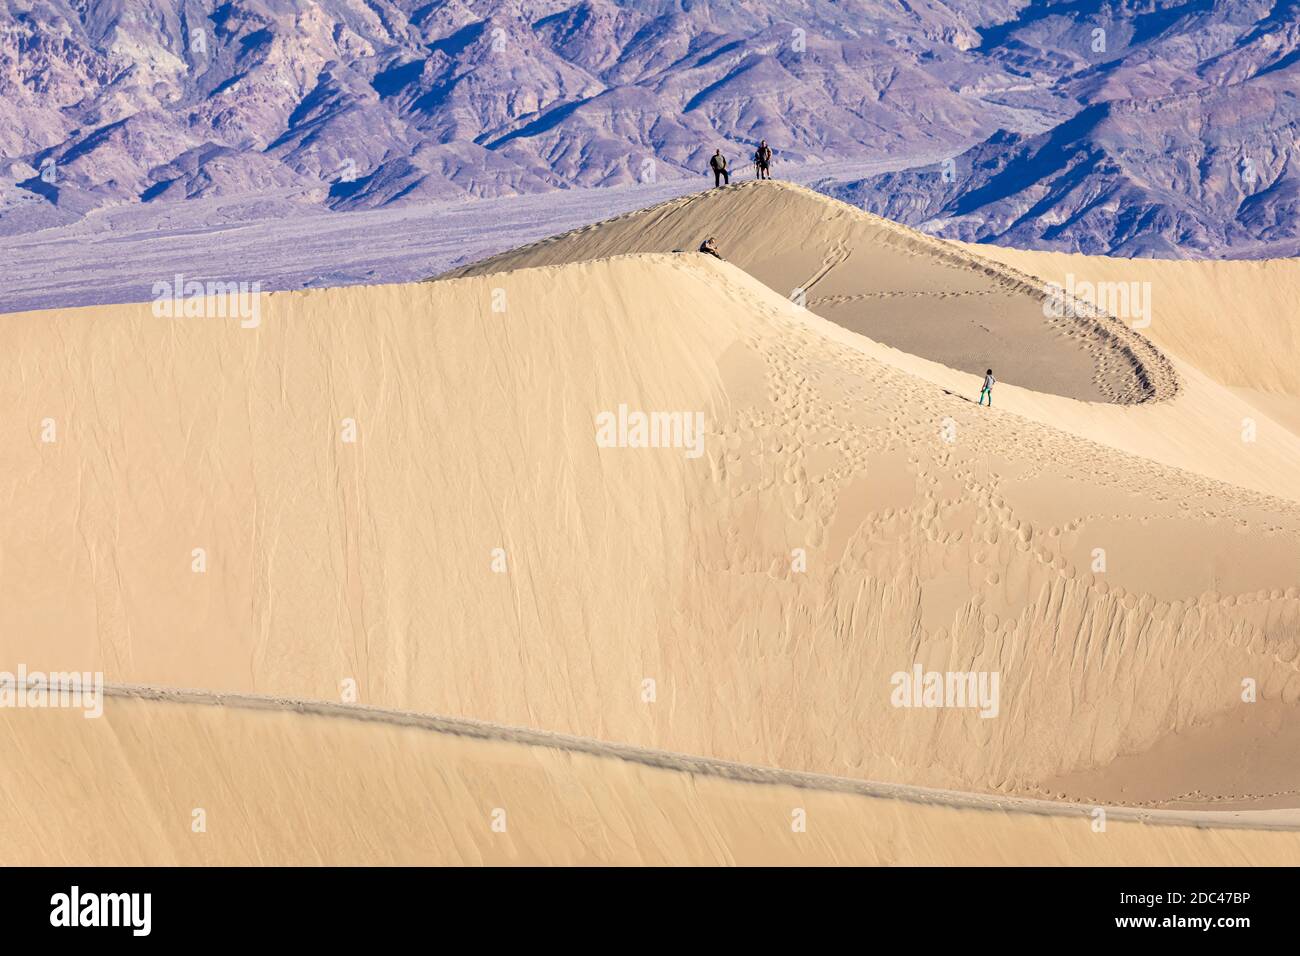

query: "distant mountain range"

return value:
[822, 0, 1300, 257]
[1, 0, 1295, 256]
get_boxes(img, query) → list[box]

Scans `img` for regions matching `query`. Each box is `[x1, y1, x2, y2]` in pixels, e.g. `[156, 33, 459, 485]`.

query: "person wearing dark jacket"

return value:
[699, 237, 723, 259]
[709, 149, 729, 187]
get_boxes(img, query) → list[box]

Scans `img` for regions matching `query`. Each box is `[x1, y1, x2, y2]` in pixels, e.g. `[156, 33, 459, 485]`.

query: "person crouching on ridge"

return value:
[699, 237, 724, 260]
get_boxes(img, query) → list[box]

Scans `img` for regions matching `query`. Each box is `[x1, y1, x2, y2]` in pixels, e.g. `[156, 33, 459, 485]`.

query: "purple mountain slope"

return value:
[1, 0, 1295, 257]
[823, 0, 1300, 257]
[0, 1, 1044, 225]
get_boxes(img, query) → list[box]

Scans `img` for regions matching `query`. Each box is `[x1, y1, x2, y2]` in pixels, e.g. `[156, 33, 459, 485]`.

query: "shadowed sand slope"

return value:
[969, 246, 1300, 398]
[5, 692, 1299, 866]
[439, 180, 1179, 405]
[4, 251, 1300, 840]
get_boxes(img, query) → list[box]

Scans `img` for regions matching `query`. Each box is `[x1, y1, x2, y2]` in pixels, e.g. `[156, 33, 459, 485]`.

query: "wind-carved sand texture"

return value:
[3, 185, 1299, 865]
[438, 180, 1180, 405]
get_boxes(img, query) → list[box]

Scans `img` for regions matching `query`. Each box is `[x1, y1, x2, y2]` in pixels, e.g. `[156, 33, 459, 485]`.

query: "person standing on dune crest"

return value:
[709, 149, 729, 187]
[978, 369, 996, 406]
[754, 140, 773, 179]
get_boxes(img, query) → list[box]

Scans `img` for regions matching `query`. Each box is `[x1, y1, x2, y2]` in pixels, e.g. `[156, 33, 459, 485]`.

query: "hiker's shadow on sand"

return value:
[941, 388, 976, 405]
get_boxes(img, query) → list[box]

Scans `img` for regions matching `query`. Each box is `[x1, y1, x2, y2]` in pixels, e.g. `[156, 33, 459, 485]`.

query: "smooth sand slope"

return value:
[3, 184, 1300, 864]
[4, 691, 1298, 866]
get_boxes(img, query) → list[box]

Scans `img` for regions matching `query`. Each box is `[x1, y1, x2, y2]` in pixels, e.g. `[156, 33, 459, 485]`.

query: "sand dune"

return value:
[3, 183, 1300, 864]
[440, 180, 1179, 406]
[442, 181, 1300, 503]
[5, 689, 1298, 866]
